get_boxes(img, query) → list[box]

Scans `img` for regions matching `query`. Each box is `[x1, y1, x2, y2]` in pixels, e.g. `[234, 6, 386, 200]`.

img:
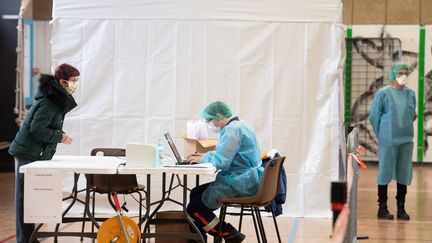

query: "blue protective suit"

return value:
[200, 117, 264, 209]
[368, 85, 416, 185]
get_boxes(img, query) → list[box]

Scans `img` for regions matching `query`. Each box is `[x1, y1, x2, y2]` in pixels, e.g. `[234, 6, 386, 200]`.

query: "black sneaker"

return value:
[224, 232, 246, 243]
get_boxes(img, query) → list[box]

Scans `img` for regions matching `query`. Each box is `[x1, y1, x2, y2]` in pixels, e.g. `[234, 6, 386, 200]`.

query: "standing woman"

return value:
[368, 62, 415, 220]
[9, 63, 79, 243]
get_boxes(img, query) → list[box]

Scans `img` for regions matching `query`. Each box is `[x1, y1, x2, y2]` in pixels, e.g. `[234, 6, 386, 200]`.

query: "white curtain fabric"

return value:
[51, 1, 344, 218]
[53, 0, 341, 22]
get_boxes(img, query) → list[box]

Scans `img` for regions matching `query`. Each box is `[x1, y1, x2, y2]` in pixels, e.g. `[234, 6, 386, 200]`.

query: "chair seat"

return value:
[93, 183, 145, 194]
[219, 196, 270, 207]
[88, 173, 143, 194]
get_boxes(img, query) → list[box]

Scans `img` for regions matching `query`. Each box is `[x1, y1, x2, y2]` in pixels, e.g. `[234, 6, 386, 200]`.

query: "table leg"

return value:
[142, 174, 151, 231]
[183, 174, 206, 243]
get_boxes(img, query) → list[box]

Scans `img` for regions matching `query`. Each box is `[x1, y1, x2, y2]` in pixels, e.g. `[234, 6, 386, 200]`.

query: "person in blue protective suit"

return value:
[368, 62, 416, 220]
[186, 101, 264, 243]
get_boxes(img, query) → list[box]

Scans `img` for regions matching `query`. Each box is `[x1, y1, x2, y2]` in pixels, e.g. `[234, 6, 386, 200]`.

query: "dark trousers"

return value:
[186, 183, 237, 240]
[14, 156, 35, 243]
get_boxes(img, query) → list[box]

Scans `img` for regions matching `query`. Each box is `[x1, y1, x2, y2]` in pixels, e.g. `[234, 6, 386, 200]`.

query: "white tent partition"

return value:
[52, 0, 344, 217]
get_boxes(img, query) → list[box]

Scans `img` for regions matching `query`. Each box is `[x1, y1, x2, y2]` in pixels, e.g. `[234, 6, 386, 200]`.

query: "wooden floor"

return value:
[0, 165, 431, 242]
[356, 164, 432, 243]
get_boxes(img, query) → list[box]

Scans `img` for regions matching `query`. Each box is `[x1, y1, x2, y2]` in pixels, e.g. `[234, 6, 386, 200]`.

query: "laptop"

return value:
[125, 143, 156, 167]
[164, 132, 190, 165]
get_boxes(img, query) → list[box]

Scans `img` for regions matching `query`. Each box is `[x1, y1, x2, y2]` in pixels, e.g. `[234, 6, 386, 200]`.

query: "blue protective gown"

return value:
[368, 85, 416, 185]
[200, 117, 264, 209]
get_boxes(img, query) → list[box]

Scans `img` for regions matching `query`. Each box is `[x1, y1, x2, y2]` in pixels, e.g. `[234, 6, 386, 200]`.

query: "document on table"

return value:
[24, 168, 63, 223]
[164, 162, 214, 168]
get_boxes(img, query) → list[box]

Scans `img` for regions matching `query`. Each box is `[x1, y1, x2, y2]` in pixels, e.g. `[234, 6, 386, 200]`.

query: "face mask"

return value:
[64, 81, 79, 94]
[207, 121, 221, 134]
[396, 74, 408, 85]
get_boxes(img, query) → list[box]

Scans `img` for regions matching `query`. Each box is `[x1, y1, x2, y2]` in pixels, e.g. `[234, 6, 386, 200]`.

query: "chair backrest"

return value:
[87, 148, 138, 193]
[91, 148, 126, 157]
[253, 156, 285, 206]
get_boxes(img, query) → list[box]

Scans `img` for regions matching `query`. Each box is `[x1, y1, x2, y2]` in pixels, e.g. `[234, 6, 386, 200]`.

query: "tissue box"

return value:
[182, 136, 217, 154]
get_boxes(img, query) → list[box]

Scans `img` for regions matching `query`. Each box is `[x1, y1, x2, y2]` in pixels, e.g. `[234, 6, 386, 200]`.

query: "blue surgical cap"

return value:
[389, 62, 410, 81]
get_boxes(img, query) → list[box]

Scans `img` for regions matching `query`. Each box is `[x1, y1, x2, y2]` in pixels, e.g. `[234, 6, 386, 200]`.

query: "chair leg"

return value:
[108, 192, 116, 210]
[215, 205, 227, 243]
[137, 191, 143, 229]
[269, 205, 282, 243]
[91, 190, 96, 232]
[238, 205, 244, 232]
[250, 206, 262, 243]
[255, 207, 267, 243]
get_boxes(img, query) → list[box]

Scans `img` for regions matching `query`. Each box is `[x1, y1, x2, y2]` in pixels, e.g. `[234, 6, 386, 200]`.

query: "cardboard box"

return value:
[182, 136, 217, 155]
[155, 210, 190, 243]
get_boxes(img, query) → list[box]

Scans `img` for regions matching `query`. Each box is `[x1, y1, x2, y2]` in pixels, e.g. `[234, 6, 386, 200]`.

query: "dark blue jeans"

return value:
[15, 156, 35, 243]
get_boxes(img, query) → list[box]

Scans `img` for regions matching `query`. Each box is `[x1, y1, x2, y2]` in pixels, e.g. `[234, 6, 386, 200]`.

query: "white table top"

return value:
[19, 155, 216, 175]
[117, 163, 216, 175]
[19, 155, 125, 174]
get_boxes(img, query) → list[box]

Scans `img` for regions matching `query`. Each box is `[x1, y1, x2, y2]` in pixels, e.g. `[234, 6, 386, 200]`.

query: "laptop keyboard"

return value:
[176, 161, 190, 165]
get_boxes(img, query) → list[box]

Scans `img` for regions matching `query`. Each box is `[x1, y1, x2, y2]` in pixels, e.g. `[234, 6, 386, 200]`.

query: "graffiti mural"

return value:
[423, 55, 432, 153]
[347, 31, 428, 159]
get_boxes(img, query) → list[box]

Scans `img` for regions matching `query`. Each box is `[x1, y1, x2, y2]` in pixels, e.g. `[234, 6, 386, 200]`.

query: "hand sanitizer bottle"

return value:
[156, 137, 164, 167]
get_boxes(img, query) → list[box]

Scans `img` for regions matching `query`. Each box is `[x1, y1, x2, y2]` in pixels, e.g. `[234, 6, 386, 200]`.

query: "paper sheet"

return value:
[24, 169, 63, 223]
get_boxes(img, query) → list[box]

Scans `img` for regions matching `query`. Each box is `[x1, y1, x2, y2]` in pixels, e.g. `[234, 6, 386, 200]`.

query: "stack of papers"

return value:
[187, 119, 210, 139]
[164, 163, 214, 168]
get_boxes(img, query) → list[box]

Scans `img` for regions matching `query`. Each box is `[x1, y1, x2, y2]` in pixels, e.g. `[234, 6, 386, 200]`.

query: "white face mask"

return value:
[396, 74, 408, 85]
[207, 121, 221, 134]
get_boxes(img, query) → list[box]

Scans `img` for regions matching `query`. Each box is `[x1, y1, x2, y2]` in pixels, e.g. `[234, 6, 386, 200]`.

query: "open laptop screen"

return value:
[164, 132, 184, 163]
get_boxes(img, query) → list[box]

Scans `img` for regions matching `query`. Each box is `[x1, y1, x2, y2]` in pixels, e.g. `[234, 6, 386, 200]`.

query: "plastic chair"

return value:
[216, 156, 285, 243]
[81, 148, 146, 237]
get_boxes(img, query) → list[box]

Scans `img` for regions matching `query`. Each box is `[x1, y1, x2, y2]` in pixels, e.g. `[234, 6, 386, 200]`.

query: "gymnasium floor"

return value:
[0, 164, 431, 242]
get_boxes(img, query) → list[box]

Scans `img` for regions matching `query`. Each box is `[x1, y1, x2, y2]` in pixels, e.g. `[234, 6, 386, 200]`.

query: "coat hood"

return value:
[36, 74, 77, 113]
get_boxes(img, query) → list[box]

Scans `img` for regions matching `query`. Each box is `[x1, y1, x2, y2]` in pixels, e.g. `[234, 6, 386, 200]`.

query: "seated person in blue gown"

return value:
[186, 101, 263, 243]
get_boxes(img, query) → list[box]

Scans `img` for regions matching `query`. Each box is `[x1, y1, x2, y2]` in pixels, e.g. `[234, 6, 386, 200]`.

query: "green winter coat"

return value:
[9, 74, 77, 161]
